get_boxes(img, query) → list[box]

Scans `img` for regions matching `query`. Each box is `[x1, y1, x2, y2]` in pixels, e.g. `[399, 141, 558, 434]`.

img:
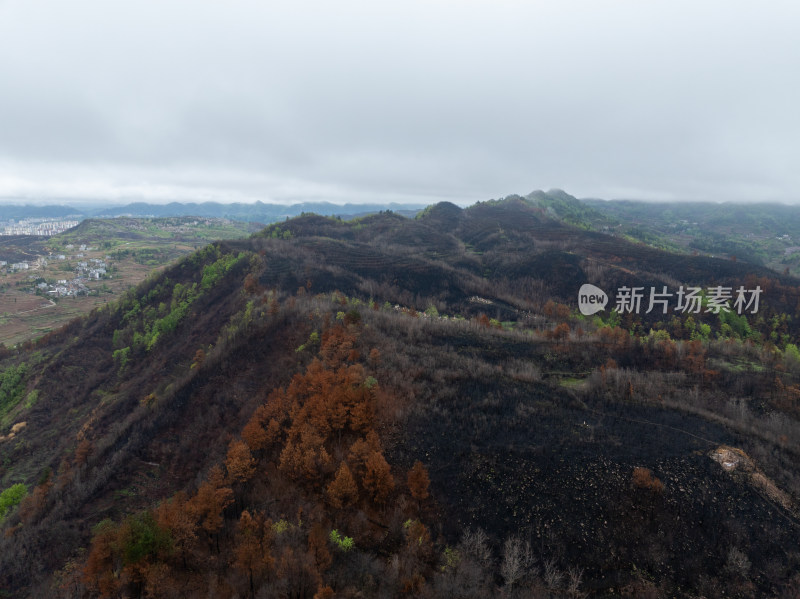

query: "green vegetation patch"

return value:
[120, 512, 172, 565]
[200, 252, 247, 291]
[0, 483, 27, 522]
[23, 389, 38, 410]
[111, 248, 249, 358]
[559, 376, 587, 389]
[0, 363, 27, 421]
[329, 529, 354, 552]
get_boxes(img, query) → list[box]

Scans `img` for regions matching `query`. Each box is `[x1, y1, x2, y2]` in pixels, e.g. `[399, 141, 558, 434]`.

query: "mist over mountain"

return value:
[0, 205, 85, 220]
[0, 201, 427, 223]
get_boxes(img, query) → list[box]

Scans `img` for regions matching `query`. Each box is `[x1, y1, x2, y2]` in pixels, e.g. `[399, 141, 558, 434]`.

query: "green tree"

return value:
[120, 511, 172, 565]
[0, 483, 28, 521]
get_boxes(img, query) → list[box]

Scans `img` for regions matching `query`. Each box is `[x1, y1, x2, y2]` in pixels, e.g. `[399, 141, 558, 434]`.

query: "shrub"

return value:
[631, 467, 664, 493]
[329, 529, 354, 552]
[119, 512, 172, 565]
[0, 363, 27, 418]
[0, 483, 27, 521]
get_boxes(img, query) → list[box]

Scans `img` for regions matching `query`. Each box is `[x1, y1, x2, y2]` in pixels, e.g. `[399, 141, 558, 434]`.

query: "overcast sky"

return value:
[0, 1, 798, 205]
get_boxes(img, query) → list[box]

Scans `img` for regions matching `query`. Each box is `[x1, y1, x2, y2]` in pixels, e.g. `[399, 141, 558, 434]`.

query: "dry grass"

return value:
[631, 466, 665, 493]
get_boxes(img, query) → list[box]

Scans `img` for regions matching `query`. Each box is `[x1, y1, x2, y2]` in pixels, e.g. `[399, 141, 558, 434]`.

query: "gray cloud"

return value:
[1, 0, 798, 204]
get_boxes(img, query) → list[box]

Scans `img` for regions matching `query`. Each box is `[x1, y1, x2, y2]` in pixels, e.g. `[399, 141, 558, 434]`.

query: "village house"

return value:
[47, 280, 89, 297]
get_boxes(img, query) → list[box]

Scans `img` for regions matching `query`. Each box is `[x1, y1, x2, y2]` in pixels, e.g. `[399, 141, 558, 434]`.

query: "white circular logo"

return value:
[578, 283, 608, 315]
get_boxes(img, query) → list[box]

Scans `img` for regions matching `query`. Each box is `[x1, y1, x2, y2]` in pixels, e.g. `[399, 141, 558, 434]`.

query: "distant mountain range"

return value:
[0, 200, 426, 222]
[5, 190, 800, 274]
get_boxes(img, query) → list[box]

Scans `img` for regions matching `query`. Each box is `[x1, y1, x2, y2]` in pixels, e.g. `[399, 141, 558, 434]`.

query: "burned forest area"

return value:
[2, 197, 800, 599]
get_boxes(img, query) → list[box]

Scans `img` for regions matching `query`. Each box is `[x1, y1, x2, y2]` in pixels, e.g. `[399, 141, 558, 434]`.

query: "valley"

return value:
[0, 217, 261, 347]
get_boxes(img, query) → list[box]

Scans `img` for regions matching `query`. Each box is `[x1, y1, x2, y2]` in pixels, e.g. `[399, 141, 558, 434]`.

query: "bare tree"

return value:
[566, 567, 586, 598]
[501, 536, 536, 589]
[433, 529, 494, 599]
[460, 528, 493, 571]
[542, 558, 564, 593]
[725, 546, 751, 578]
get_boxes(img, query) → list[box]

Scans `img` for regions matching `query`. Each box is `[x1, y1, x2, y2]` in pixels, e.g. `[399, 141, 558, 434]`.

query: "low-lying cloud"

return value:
[1, 0, 798, 205]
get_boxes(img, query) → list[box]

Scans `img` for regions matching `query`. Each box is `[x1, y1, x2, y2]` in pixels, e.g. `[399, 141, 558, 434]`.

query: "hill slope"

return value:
[586, 199, 800, 271]
[1, 201, 800, 597]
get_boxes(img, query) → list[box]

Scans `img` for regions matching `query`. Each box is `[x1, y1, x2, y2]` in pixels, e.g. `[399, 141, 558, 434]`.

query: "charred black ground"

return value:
[0, 197, 799, 598]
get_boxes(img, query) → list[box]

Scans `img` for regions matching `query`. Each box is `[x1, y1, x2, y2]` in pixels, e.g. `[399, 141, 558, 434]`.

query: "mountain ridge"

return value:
[1, 200, 800, 597]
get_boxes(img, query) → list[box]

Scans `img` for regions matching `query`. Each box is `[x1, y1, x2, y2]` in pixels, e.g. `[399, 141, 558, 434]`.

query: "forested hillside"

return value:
[584, 198, 800, 272]
[1, 199, 800, 598]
